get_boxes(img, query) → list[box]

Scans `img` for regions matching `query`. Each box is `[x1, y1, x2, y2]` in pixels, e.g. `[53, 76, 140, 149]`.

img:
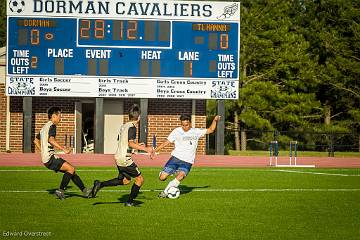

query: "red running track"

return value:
[0, 153, 359, 168]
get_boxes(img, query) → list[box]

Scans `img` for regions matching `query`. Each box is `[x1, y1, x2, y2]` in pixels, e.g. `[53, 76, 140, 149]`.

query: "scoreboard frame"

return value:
[6, 0, 240, 99]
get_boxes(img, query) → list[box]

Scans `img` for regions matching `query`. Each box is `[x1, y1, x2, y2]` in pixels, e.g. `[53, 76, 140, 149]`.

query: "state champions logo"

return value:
[8, 78, 35, 96]
[9, 0, 25, 13]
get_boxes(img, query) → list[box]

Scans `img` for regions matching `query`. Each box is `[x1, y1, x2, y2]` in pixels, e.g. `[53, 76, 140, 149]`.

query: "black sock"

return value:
[100, 178, 123, 188]
[72, 173, 85, 191]
[60, 172, 73, 190]
[127, 183, 141, 203]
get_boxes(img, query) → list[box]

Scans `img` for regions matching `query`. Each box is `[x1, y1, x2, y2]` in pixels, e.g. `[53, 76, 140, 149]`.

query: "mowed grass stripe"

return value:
[1, 188, 360, 193]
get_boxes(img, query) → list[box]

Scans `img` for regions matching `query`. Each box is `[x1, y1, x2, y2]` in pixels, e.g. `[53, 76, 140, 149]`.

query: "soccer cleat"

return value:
[124, 202, 136, 207]
[158, 191, 167, 198]
[82, 187, 93, 198]
[55, 189, 65, 200]
[92, 180, 101, 198]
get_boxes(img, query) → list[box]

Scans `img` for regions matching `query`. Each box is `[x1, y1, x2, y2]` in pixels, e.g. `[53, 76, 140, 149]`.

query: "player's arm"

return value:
[127, 127, 153, 154]
[128, 140, 153, 154]
[48, 137, 72, 154]
[154, 140, 171, 153]
[47, 125, 71, 154]
[206, 115, 221, 134]
[33, 133, 41, 151]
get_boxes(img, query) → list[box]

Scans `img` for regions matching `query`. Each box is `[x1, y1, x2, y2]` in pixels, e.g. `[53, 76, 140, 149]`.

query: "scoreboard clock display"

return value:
[6, 0, 240, 99]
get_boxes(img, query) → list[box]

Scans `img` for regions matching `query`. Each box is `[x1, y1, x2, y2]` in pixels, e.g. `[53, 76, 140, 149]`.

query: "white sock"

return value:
[164, 178, 180, 194]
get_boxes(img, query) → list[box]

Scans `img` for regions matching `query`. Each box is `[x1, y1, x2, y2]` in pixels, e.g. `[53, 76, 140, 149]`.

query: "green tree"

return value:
[234, 0, 322, 150]
[298, 0, 360, 134]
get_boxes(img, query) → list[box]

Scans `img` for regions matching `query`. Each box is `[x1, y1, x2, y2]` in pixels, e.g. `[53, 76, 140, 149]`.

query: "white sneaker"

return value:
[158, 191, 167, 198]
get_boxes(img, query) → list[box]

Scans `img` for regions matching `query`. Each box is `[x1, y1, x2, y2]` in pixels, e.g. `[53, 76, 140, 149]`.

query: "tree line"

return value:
[209, 0, 359, 151]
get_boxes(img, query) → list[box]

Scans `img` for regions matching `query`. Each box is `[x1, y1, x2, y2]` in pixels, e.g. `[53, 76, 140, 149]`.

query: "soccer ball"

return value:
[167, 186, 180, 199]
[9, 0, 25, 13]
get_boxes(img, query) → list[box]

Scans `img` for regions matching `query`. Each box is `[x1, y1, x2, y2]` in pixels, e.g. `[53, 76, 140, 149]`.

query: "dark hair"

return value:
[47, 107, 61, 119]
[180, 114, 191, 122]
[129, 104, 140, 120]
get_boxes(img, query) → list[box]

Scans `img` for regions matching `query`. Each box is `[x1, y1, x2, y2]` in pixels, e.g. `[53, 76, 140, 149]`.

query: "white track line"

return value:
[0, 189, 360, 193]
[273, 169, 360, 177]
[0, 169, 260, 172]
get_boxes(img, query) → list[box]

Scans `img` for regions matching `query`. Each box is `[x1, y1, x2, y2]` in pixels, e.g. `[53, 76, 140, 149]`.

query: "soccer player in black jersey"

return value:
[34, 107, 92, 200]
[91, 104, 154, 206]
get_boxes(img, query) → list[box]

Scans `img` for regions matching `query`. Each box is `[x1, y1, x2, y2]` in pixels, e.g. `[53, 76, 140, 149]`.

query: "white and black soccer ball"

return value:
[9, 0, 25, 13]
[167, 186, 180, 199]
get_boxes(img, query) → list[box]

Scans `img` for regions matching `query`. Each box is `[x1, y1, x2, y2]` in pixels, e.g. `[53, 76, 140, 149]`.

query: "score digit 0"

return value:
[220, 33, 229, 49]
[31, 29, 40, 45]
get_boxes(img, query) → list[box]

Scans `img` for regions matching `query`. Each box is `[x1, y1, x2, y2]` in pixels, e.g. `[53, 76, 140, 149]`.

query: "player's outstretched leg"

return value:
[159, 171, 186, 198]
[92, 177, 129, 198]
[56, 162, 92, 200]
[158, 171, 170, 198]
[71, 172, 92, 198]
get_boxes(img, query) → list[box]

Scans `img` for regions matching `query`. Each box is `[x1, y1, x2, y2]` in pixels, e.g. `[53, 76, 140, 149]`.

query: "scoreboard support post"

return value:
[23, 97, 32, 153]
[140, 99, 148, 146]
[215, 100, 225, 155]
[95, 98, 104, 153]
[75, 102, 83, 153]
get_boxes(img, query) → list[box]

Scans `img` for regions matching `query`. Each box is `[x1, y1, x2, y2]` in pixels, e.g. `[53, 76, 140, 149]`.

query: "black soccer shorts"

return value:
[117, 162, 141, 180]
[44, 155, 66, 173]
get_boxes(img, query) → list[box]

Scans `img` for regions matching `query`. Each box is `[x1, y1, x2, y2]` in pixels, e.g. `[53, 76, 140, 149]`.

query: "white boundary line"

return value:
[0, 169, 116, 172]
[0, 188, 360, 193]
[273, 169, 360, 177]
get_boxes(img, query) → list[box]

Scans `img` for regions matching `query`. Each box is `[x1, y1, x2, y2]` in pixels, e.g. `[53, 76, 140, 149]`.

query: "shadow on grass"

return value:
[46, 186, 89, 199]
[178, 185, 210, 195]
[92, 192, 144, 207]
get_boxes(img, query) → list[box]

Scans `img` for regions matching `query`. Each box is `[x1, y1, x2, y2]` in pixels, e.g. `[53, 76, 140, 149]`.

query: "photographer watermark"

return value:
[3, 231, 52, 237]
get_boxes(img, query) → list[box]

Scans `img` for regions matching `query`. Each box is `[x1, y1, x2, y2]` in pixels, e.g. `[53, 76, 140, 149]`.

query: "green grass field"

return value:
[0, 167, 359, 240]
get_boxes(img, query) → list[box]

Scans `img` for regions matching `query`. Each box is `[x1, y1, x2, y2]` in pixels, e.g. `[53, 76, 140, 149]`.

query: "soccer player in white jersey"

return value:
[91, 104, 154, 206]
[33, 107, 92, 200]
[154, 114, 220, 197]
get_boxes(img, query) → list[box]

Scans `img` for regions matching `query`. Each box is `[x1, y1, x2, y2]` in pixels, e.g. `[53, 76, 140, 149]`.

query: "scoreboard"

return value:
[6, 0, 240, 99]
